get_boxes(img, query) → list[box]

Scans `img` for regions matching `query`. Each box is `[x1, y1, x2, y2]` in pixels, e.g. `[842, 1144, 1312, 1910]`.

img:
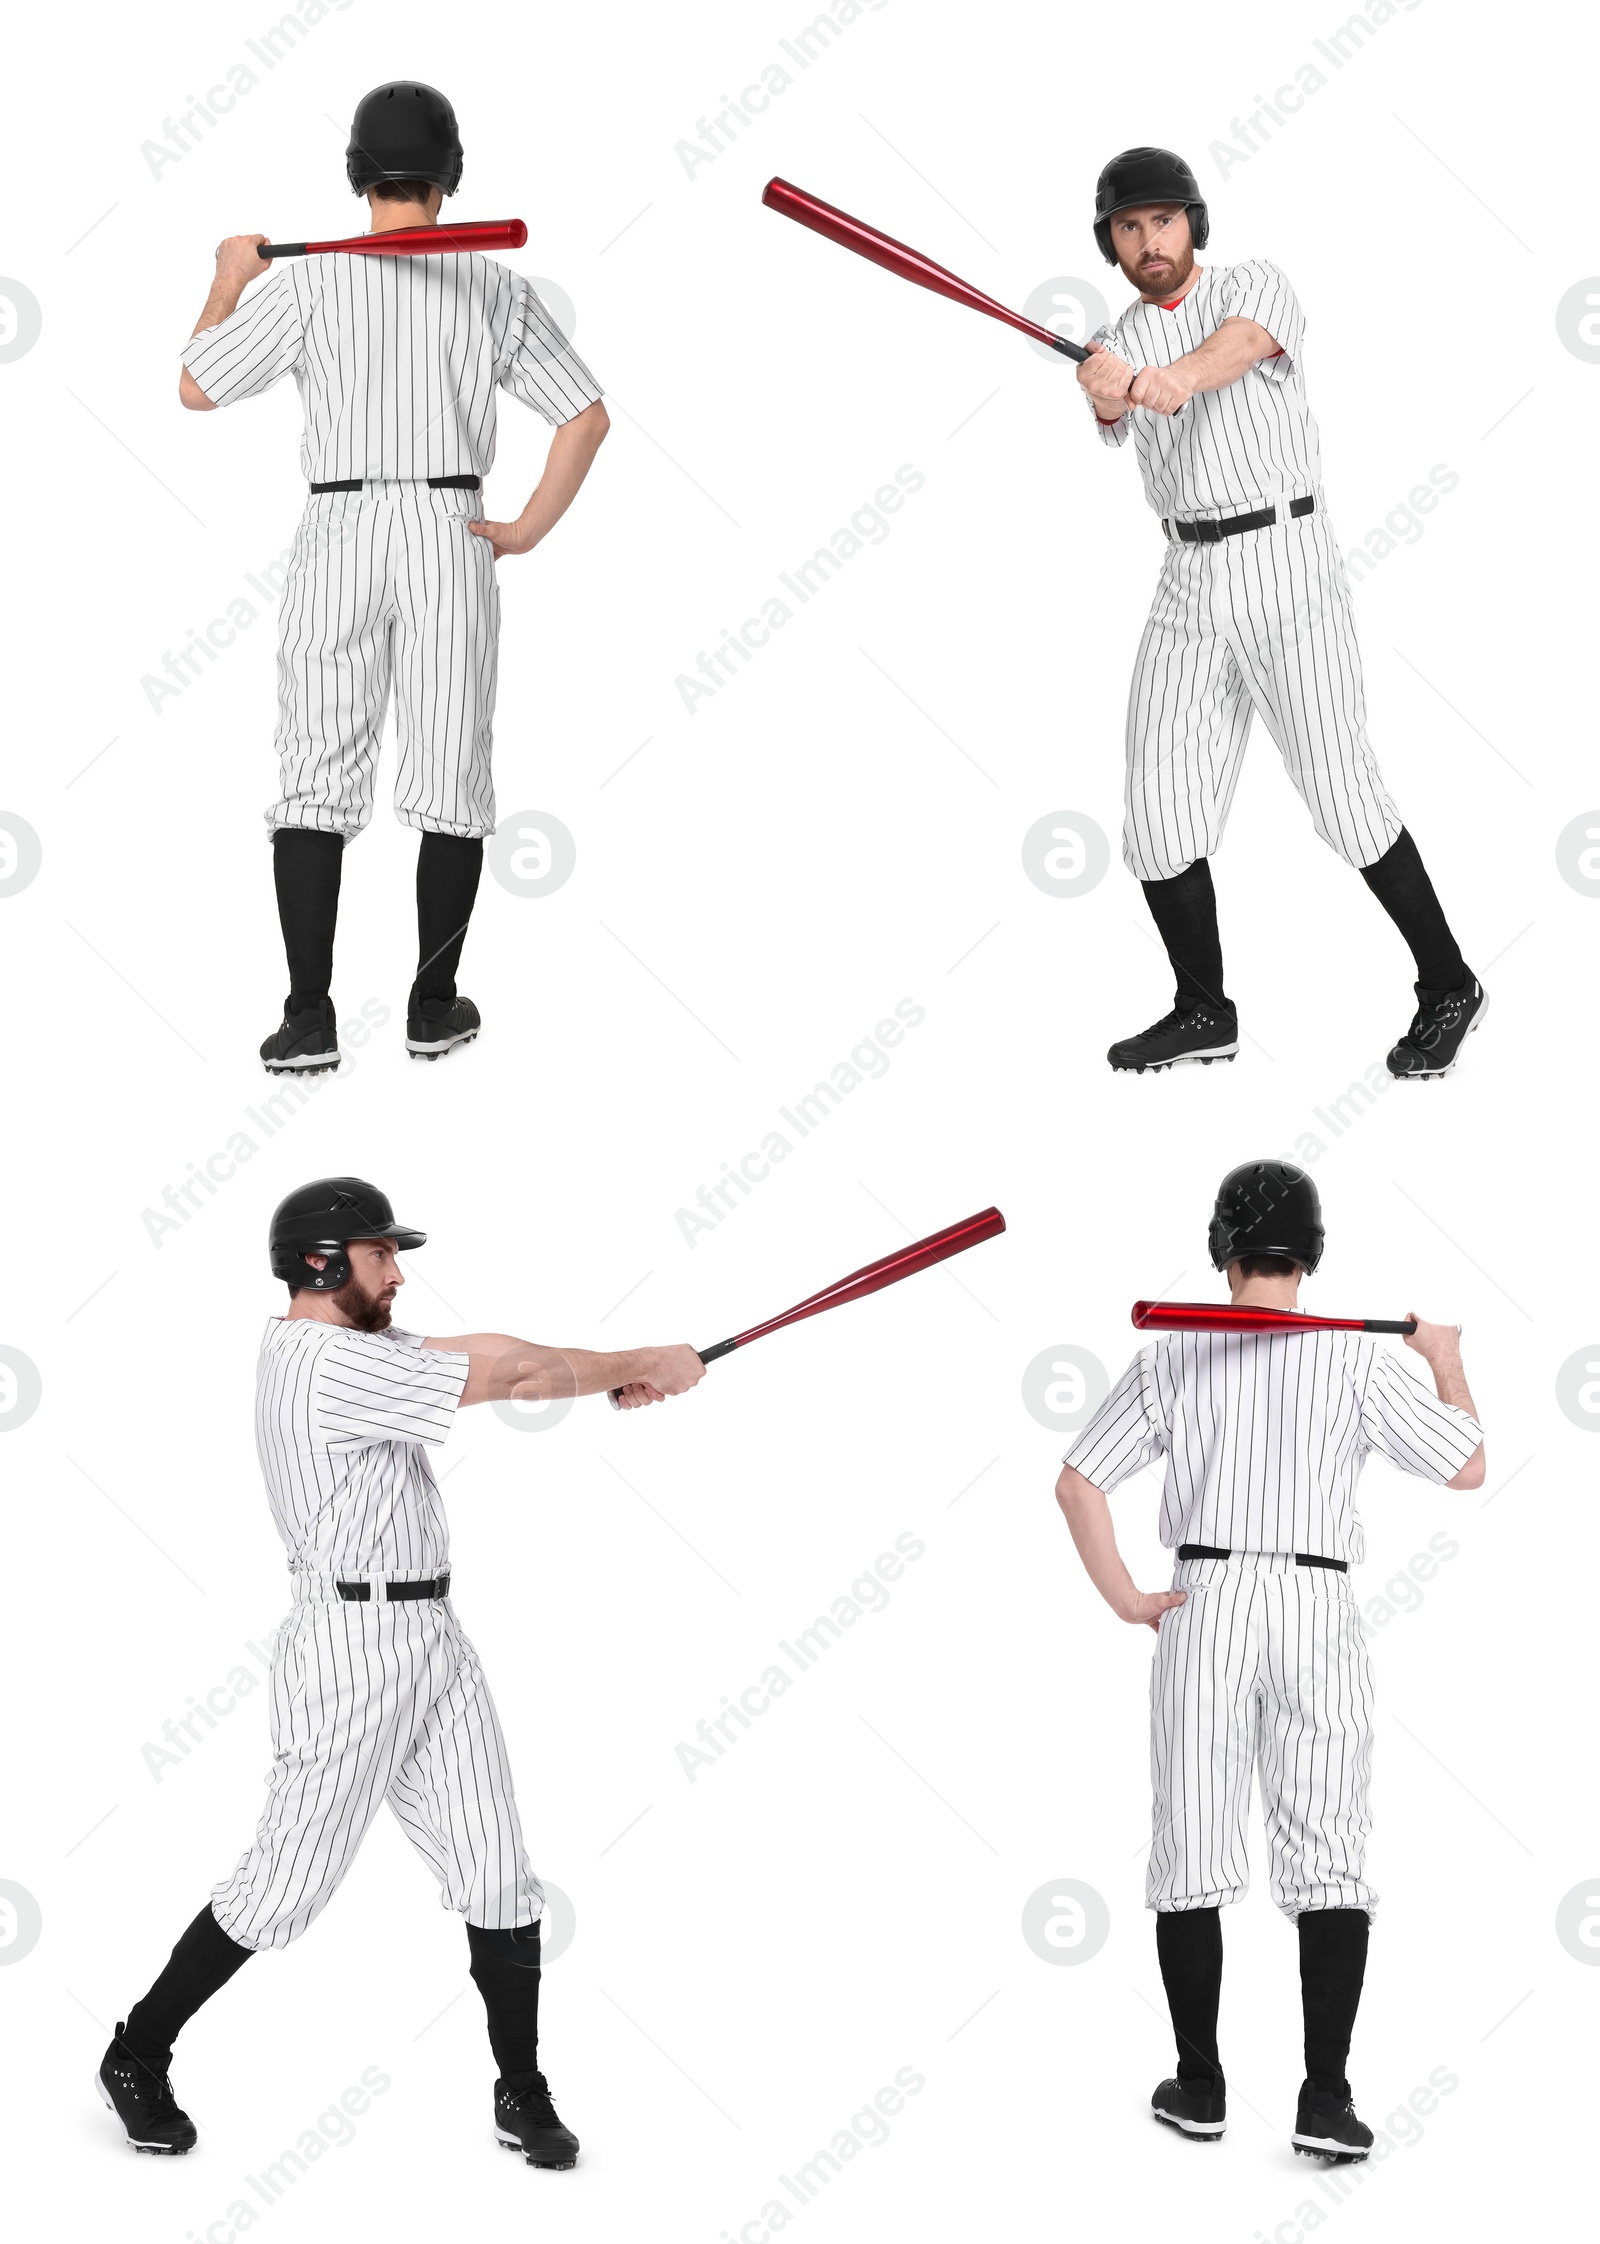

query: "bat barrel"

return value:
[1133, 1301, 1415, 1336]
[729, 1206, 1005, 1348]
[259, 219, 527, 261]
[761, 178, 1079, 360]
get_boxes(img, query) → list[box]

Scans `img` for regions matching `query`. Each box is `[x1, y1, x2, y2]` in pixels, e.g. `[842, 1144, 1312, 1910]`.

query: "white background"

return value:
[2, 1, 1593, 2238]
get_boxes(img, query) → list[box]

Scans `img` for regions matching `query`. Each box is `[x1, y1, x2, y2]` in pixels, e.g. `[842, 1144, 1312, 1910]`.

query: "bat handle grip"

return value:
[1049, 334, 1089, 364]
[606, 1338, 732, 1410]
[1364, 1319, 1418, 1335]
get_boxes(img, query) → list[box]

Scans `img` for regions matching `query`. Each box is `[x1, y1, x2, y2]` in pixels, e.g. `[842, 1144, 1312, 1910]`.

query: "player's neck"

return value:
[368, 200, 439, 236]
[1226, 1271, 1302, 1312]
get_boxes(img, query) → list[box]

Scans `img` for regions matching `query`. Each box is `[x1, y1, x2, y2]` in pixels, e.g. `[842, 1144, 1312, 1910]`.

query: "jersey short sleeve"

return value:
[315, 1328, 469, 1451]
[1357, 1349, 1481, 1484]
[181, 270, 305, 405]
[1219, 260, 1304, 379]
[497, 278, 604, 425]
[1063, 1350, 1167, 1490]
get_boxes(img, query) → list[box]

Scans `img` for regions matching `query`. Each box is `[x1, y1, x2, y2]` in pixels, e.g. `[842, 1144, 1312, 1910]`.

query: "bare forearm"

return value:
[1406, 1320, 1483, 1488]
[515, 403, 608, 550]
[191, 278, 245, 340]
[441, 1332, 668, 1406]
[1169, 316, 1275, 398]
[1055, 1472, 1143, 1621]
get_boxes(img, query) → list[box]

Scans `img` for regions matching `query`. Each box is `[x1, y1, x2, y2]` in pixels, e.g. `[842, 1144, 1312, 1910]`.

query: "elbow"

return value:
[588, 398, 610, 444]
[179, 368, 215, 412]
[1055, 1463, 1088, 1515]
[1447, 1444, 1486, 1492]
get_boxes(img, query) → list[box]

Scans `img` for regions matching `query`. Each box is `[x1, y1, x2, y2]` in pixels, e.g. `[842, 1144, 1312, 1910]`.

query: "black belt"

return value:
[335, 1572, 450, 1601]
[1163, 494, 1314, 543]
[1177, 1543, 1346, 1573]
[309, 475, 481, 494]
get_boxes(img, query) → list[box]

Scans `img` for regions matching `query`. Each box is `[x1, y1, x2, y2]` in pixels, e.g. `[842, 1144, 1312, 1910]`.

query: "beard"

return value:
[1124, 235, 1195, 299]
[330, 1270, 397, 1333]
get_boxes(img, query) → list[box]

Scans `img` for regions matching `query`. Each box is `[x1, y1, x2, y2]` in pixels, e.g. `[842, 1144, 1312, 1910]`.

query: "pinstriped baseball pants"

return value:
[1123, 501, 1401, 881]
[269, 482, 500, 842]
[1147, 1551, 1377, 1920]
[212, 1579, 542, 1950]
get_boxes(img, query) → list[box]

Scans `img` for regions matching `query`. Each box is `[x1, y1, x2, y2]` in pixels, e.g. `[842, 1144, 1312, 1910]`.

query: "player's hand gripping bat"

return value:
[1132, 1302, 1418, 1336]
[761, 178, 1088, 362]
[258, 219, 527, 260]
[609, 1207, 1006, 1407]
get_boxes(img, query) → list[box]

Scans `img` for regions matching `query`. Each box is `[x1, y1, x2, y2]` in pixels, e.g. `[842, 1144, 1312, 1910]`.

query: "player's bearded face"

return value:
[331, 1265, 398, 1333]
[1119, 210, 1194, 295]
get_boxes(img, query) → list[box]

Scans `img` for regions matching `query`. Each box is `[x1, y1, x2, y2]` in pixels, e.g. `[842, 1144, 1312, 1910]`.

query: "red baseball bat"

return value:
[1133, 1301, 1417, 1337]
[761, 177, 1087, 362]
[258, 219, 527, 260]
[609, 1207, 1006, 1406]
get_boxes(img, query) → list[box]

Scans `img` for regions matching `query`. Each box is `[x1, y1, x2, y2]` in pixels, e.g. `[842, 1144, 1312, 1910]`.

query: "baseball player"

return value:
[1053, 1161, 1483, 2162]
[96, 1177, 703, 2167]
[1076, 148, 1485, 1080]
[178, 82, 609, 1071]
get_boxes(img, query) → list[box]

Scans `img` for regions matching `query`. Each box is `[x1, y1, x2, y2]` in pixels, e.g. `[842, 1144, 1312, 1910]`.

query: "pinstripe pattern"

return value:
[1148, 1553, 1375, 1917]
[1088, 262, 1313, 516]
[1087, 260, 1403, 880]
[211, 1583, 542, 1948]
[269, 482, 500, 838]
[255, 1320, 466, 1574]
[181, 254, 601, 842]
[1065, 1331, 1482, 1565]
[1122, 506, 1401, 878]
[180, 255, 602, 480]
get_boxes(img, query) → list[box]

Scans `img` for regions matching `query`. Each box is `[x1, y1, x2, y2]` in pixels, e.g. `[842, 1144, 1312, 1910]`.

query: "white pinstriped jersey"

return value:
[255, 1321, 468, 1574]
[1064, 1331, 1481, 1564]
[181, 255, 602, 481]
[1088, 261, 1316, 517]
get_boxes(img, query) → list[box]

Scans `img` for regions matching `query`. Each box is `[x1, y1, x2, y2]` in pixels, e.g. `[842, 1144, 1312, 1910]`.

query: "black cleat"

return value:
[1385, 975, 1486, 1079]
[406, 993, 480, 1061]
[494, 2071, 579, 2169]
[1151, 2075, 1227, 2140]
[95, 2025, 197, 2154]
[1109, 1000, 1238, 1075]
[1292, 2079, 1373, 2164]
[260, 996, 341, 1075]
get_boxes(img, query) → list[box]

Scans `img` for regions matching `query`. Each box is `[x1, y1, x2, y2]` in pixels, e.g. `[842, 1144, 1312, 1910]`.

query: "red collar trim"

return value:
[1158, 295, 1187, 312]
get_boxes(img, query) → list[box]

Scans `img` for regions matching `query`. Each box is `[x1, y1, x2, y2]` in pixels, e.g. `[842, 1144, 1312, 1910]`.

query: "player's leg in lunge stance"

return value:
[1110, 549, 1246, 1074]
[95, 1905, 252, 2152]
[100, 1590, 576, 2167]
[1224, 512, 1484, 1080]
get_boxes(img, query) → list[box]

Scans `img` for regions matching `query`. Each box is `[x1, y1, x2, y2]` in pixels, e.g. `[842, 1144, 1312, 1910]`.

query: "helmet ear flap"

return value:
[1188, 201, 1210, 252]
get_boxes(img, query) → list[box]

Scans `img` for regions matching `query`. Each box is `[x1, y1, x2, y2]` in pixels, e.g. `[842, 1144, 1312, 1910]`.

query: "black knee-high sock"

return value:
[1298, 1908, 1369, 2093]
[1359, 829, 1466, 992]
[1155, 1907, 1223, 2087]
[122, 1905, 254, 2072]
[413, 833, 484, 1006]
[1141, 859, 1229, 1012]
[467, 1920, 542, 2082]
[272, 829, 345, 1010]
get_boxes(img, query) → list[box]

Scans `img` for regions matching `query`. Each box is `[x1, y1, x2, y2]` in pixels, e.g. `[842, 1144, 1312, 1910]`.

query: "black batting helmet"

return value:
[1093, 146, 1209, 265]
[1208, 1161, 1324, 1275]
[346, 81, 464, 198]
[269, 1177, 426, 1293]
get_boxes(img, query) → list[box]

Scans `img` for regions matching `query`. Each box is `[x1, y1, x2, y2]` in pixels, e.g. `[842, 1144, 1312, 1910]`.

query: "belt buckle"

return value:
[1194, 517, 1221, 544]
